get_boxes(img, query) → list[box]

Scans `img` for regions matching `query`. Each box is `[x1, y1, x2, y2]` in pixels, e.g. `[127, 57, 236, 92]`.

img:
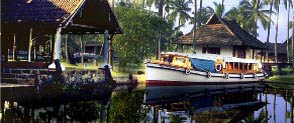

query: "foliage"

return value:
[189, 7, 214, 27]
[67, 101, 102, 122]
[207, 2, 225, 18]
[109, 90, 150, 123]
[113, 6, 172, 71]
[168, 0, 192, 29]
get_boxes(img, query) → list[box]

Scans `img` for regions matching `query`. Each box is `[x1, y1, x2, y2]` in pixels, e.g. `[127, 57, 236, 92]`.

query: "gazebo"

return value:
[1, 0, 122, 70]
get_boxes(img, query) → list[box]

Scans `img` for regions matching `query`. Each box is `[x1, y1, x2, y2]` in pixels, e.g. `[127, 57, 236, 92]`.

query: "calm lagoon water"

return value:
[1, 83, 294, 123]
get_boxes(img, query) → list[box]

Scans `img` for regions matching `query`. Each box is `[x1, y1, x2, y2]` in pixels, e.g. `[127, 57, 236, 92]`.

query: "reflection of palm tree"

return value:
[168, 0, 192, 30]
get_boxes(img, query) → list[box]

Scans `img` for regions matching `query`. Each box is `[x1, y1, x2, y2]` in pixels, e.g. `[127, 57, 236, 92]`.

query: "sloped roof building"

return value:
[174, 14, 268, 60]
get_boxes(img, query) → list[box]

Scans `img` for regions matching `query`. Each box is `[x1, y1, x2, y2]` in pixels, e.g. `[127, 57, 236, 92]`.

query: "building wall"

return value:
[220, 45, 233, 57]
[192, 45, 261, 60]
[194, 45, 233, 57]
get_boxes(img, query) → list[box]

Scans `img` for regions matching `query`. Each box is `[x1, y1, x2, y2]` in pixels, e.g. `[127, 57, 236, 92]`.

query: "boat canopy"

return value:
[190, 58, 216, 73]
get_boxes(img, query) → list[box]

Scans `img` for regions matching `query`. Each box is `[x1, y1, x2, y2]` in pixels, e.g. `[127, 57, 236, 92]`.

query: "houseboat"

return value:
[146, 52, 268, 85]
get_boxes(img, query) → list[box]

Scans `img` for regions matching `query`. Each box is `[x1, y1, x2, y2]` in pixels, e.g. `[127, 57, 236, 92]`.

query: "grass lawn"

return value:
[267, 74, 294, 83]
[266, 67, 294, 89]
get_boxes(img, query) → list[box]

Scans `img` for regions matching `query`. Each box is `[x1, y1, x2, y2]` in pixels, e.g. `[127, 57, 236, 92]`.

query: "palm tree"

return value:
[207, 2, 225, 18]
[239, 0, 272, 37]
[198, 0, 203, 27]
[193, 0, 197, 53]
[264, 0, 277, 62]
[164, 0, 173, 18]
[189, 7, 214, 26]
[273, 0, 289, 63]
[274, 0, 281, 63]
[168, 0, 192, 30]
[287, 0, 293, 62]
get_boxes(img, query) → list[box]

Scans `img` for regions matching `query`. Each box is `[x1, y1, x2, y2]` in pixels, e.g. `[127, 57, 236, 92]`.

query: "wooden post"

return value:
[50, 35, 55, 62]
[79, 35, 84, 64]
[28, 28, 33, 62]
[109, 38, 113, 68]
[13, 33, 17, 61]
[34, 41, 37, 61]
[104, 30, 109, 66]
[65, 34, 69, 63]
[54, 28, 62, 60]
[252, 48, 255, 59]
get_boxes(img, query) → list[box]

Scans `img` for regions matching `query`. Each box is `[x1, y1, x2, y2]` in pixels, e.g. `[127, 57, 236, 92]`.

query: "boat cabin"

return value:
[153, 52, 262, 74]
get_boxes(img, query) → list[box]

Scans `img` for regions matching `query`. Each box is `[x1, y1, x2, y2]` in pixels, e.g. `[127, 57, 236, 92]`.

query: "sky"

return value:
[178, 0, 293, 44]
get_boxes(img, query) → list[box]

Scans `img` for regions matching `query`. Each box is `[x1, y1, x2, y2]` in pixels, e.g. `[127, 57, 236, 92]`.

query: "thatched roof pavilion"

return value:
[1, 0, 121, 69]
[174, 14, 268, 50]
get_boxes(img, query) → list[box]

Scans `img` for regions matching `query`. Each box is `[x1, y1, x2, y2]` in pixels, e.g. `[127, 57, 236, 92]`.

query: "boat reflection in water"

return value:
[144, 82, 266, 122]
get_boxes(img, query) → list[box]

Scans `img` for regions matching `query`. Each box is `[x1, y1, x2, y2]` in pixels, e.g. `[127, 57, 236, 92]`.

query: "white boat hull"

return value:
[146, 63, 266, 86]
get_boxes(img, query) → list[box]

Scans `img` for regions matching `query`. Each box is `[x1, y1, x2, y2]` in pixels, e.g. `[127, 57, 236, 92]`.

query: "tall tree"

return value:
[207, 2, 225, 18]
[193, 0, 197, 53]
[168, 0, 192, 30]
[287, 0, 293, 62]
[264, 0, 276, 62]
[239, 0, 272, 37]
[198, 0, 203, 27]
[274, 0, 281, 63]
[113, 6, 172, 71]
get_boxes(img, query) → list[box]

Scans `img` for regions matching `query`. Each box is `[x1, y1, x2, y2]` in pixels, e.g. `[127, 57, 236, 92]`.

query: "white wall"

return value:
[193, 45, 233, 57]
[220, 45, 233, 57]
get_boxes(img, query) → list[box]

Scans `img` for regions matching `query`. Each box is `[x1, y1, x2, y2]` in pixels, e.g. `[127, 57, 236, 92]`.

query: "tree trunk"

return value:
[292, 15, 294, 68]
[198, 0, 202, 26]
[221, 0, 224, 17]
[158, 0, 164, 17]
[287, 1, 290, 63]
[266, 0, 273, 63]
[193, 0, 198, 53]
[156, 0, 164, 59]
[274, 2, 280, 63]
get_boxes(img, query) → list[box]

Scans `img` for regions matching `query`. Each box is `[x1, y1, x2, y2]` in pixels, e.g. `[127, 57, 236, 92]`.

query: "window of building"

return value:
[202, 47, 220, 54]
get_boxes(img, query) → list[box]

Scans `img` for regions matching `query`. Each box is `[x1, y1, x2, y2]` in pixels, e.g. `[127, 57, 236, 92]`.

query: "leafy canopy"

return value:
[113, 6, 172, 71]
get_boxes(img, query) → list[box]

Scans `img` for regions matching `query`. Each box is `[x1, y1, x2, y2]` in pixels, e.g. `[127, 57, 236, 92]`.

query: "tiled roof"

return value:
[175, 14, 268, 50]
[1, 0, 82, 24]
[266, 43, 287, 54]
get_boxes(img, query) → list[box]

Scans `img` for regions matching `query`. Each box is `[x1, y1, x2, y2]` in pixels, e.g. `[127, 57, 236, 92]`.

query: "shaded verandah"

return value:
[1, 0, 122, 83]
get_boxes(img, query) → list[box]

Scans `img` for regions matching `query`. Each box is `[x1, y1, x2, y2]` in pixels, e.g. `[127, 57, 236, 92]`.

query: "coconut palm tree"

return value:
[274, 0, 281, 63]
[207, 2, 225, 18]
[189, 7, 214, 26]
[239, 0, 272, 37]
[198, 0, 203, 27]
[168, 0, 192, 30]
[264, 0, 277, 62]
[273, 0, 290, 63]
[193, 0, 197, 53]
[286, 0, 293, 62]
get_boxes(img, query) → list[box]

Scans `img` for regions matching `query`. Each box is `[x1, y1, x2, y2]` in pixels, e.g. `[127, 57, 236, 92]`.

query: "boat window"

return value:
[248, 63, 252, 70]
[240, 63, 243, 70]
[175, 57, 185, 63]
[234, 63, 238, 70]
[228, 62, 233, 70]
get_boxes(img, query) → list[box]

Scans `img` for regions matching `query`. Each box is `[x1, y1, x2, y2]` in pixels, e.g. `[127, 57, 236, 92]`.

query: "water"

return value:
[1, 83, 294, 123]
